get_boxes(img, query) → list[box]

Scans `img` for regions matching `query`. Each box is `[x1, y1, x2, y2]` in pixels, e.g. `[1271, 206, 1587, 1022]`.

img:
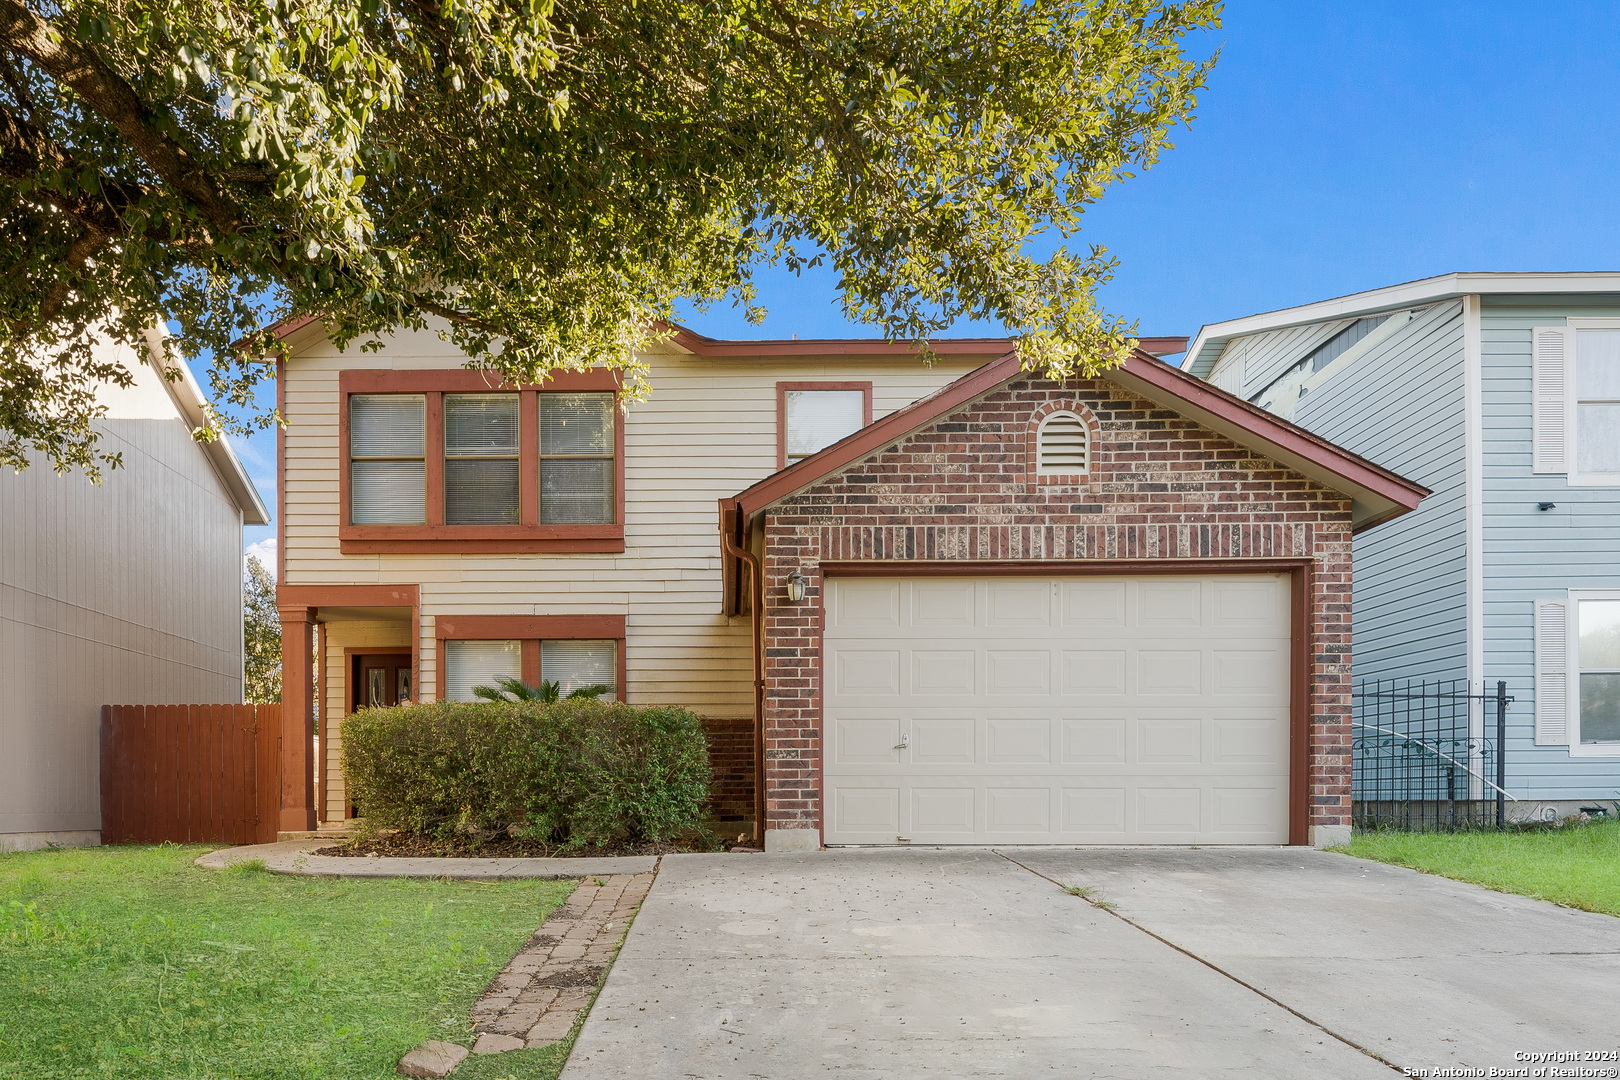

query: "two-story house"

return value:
[1185, 272, 1620, 813]
[2, 330, 268, 852]
[270, 319, 1424, 848]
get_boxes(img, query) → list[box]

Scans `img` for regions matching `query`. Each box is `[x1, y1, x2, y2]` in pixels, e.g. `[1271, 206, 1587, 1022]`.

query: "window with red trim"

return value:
[338, 370, 624, 553]
[776, 381, 873, 468]
[434, 615, 627, 702]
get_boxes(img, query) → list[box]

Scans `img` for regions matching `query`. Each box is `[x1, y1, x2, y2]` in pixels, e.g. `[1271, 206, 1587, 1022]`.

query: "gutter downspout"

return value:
[720, 501, 766, 845]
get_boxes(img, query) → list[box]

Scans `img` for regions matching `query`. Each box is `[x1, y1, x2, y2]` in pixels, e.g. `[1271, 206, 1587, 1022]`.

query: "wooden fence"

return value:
[100, 704, 281, 846]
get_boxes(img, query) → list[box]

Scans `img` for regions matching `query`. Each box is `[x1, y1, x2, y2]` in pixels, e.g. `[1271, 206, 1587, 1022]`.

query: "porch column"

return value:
[277, 605, 317, 833]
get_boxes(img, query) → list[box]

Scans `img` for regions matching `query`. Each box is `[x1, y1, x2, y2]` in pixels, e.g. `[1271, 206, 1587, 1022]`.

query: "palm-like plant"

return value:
[472, 677, 612, 704]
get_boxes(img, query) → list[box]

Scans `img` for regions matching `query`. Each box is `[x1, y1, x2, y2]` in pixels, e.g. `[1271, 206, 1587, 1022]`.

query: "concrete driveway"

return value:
[561, 848, 1620, 1079]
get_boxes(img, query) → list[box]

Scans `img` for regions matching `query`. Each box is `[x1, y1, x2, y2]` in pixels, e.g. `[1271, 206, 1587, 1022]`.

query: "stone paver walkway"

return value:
[469, 872, 657, 1054]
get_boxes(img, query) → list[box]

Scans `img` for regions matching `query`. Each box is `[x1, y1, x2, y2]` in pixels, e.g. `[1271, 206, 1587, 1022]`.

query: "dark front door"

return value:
[353, 654, 413, 710]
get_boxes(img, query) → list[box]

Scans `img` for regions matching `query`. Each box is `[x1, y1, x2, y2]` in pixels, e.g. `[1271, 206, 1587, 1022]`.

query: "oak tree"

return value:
[0, 0, 1217, 474]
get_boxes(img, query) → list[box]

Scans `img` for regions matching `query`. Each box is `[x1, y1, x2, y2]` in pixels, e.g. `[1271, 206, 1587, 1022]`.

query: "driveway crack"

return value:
[992, 849, 1406, 1075]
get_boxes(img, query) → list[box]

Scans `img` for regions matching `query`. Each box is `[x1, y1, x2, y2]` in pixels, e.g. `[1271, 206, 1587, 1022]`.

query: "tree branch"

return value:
[0, 0, 243, 238]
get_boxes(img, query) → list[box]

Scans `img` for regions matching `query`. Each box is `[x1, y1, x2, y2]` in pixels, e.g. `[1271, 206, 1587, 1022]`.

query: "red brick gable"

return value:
[754, 374, 1356, 845]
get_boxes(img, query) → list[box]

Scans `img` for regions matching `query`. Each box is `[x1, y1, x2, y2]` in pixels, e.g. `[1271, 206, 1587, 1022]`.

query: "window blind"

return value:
[541, 639, 616, 697]
[540, 393, 614, 524]
[1574, 329, 1620, 475]
[445, 393, 520, 524]
[350, 394, 426, 524]
[785, 390, 864, 460]
[443, 640, 521, 702]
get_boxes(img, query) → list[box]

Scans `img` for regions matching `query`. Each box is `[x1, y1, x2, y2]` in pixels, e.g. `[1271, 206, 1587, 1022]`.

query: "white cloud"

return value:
[244, 537, 277, 578]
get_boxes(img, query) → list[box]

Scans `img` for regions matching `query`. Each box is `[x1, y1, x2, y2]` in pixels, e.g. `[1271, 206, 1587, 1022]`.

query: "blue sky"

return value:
[239, 1, 1620, 561]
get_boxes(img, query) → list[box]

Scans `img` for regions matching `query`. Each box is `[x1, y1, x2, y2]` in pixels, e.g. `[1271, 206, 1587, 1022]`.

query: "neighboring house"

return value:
[0, 332, 269, 852]
[269, 319, 1422, 847]
[1184, 272, 1620, 811]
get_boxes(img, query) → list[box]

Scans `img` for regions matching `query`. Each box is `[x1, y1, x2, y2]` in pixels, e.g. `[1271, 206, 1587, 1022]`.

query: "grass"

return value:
[1342, 817, 1620, 916]
[0, 844, 577, 1079]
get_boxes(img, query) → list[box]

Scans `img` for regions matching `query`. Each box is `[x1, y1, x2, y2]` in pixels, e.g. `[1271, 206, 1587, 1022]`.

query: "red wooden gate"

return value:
[100, 704, 282, 845]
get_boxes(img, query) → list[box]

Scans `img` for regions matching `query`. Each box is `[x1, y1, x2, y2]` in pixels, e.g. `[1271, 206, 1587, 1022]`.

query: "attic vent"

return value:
[1037, 411, 1088, 475]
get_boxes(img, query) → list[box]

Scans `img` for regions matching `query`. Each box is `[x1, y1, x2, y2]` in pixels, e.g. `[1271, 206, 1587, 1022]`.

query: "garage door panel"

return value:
[912, 788, 975, 833]
[1137, 651, 1203, 695]
[986, 651, 1051, 695]
[1061, 651, 1127, 695]
[987, 579, 1052, 627]
[831, 580, 901, 629]
[1137, 718, 1202, 763]
[912, 717, 975, 764]
[912, 650, 975, 694]
[831, 717, 902, 765]
[1060, 718, 1128, 763]
[912, 581, 975, 627]
[823, 575, 1291, 846]
[985, 787, 1051, 833]
[1059, 579, 1126, 627]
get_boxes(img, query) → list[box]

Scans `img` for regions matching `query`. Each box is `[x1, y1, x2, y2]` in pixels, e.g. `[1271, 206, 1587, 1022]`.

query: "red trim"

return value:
[813, 558, 1315, 846]
[278, 584, 421, 609]
[775, 381, 874, 470]
[341, 368, 620, 393]
[728, 350, 1428, 525]
[337, 371, 626, 553]
[432, 615, 628, 703]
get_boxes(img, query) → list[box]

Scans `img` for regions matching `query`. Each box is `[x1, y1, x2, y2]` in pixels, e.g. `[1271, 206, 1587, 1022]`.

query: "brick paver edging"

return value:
[466, 870, 657, 1054]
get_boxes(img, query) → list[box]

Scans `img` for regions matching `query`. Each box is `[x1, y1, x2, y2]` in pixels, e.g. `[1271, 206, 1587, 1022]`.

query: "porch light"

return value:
[784, 570, 807, 604]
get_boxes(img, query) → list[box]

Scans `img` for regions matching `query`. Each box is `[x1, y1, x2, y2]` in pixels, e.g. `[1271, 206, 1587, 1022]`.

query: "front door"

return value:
[353, 653, 413, 711]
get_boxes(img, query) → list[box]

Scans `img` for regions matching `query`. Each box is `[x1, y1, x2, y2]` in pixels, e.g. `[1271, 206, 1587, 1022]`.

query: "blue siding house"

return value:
[1185, 273, 1620, 813]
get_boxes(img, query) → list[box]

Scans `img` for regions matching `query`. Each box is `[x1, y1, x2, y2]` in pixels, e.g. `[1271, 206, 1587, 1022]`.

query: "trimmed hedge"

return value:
[340, 698, 710, 845]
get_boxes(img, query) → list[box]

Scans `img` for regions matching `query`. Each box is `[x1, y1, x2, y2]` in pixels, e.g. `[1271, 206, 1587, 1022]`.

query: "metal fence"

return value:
[1351, 679, 1512, 830]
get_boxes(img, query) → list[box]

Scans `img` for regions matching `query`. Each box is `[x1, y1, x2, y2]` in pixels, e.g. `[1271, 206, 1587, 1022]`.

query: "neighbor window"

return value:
[1574, 329, 1620, 476]
[779, 383, 872, 466]
[1578, 597, 1620, 745]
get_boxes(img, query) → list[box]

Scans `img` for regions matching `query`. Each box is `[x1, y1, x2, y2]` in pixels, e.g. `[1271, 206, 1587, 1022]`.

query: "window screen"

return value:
[542, 639, 617, 697]
[785, 390, 865, 461]
[350, 394, 426, 523]
[540, 393, 615, 524]
[445, 393, 520, 524]
[1575, 330, 1620, 474]
[443, 640, 521, 703]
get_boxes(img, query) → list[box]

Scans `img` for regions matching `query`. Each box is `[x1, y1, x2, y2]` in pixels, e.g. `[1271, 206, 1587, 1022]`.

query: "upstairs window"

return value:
[339, 371, 623, 553]
[349, 394, 427, 524]
[779, 382, 873, 467]
[1036, 411, 1088, 475]
[444, 393, 521, 524]
[540, 393, 615, 524]
[1575, 329, 1620, 476]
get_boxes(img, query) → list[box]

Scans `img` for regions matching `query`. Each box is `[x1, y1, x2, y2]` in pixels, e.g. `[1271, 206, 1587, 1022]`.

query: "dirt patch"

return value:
[532, 965, 605, 989]
[311, 832, 722, 859]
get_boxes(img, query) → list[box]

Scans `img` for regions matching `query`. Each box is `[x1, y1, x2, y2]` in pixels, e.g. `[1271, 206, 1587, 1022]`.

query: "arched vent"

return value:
[1037, 411, 1088, 475]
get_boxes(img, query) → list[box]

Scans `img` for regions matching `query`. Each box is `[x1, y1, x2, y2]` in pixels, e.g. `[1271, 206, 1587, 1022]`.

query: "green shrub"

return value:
[340, 698, 711, 846]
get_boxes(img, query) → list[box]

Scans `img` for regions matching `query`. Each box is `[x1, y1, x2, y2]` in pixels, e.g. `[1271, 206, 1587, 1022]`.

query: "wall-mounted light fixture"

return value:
[784, 570, 807, 603]
[1537, 502, 1557, 512]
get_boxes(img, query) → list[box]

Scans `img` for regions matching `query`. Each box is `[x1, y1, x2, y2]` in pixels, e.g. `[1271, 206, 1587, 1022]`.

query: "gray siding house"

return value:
[1186, 273, 1620, 810]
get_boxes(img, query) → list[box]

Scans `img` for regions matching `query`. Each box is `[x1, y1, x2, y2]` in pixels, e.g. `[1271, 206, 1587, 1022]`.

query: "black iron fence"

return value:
[1351, 679, 1512, 830]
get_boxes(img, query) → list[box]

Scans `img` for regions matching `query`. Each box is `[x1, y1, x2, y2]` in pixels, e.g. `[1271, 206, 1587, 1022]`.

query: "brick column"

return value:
[276, 605, 317, 833]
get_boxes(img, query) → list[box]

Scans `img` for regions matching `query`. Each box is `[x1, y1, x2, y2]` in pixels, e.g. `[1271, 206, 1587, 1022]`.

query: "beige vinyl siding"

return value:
[284, 328, 986, 728]
[0, 346, 247, 846]
[322, 620, 412, 821]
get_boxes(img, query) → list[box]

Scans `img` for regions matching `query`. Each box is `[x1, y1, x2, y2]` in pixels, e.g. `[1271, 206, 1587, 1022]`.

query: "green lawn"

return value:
[0, 844, 577, 1080]
[1343, 818, 1620, 916]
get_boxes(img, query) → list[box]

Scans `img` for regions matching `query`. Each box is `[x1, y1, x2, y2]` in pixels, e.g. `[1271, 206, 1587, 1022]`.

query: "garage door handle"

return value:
[894, 734, 909, 750]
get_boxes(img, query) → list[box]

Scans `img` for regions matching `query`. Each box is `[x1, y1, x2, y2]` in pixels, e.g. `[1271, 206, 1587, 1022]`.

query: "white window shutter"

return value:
[1533, 599, 1570, 745]
[1532, 327, 1568, 474]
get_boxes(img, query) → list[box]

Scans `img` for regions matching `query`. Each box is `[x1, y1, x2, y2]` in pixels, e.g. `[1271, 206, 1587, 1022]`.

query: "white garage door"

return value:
[823, 574, 1293, 846]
